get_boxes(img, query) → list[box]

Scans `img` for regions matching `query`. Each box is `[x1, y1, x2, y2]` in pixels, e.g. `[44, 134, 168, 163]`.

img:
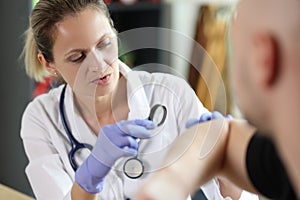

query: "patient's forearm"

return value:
[135, 119, 230, 199]
[136, 119, 257, 200]
[163, 119, 231, 195]
[221, 120, 257, 193]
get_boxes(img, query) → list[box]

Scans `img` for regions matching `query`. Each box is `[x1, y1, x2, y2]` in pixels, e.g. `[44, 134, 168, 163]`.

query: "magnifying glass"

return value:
[148, 104, 167, 127]
[123, 104, 167, 179]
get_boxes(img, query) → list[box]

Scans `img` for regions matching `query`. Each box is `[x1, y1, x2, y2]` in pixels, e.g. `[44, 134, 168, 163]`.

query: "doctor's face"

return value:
[50, 8, 119, 97]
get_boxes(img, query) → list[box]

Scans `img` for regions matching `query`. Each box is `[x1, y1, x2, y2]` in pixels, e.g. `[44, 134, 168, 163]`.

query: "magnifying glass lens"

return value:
[123, 158, 144, 179]
[148, 104, 167, 127]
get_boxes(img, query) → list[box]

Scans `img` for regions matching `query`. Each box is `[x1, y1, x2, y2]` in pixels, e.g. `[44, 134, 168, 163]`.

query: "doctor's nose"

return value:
[90, 65, 104, 73]
[84, 50, 109, 74]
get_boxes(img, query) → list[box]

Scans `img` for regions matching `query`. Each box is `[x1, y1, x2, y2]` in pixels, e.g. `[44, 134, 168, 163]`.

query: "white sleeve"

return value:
[25, 155, 73, 200]
[174, 78, 208, 135]
[201, 178, 259, 200]
[21, 103, 73, 200]
[239, 190, 259, 200]
[202, 179, 230, 200]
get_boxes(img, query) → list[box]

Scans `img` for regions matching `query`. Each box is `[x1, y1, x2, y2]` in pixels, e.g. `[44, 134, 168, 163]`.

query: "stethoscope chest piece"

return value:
[123, 157, 144, 179]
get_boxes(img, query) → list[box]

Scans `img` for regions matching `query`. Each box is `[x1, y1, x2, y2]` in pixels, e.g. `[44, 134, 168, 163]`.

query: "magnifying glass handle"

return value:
[136, 138, 141, 153]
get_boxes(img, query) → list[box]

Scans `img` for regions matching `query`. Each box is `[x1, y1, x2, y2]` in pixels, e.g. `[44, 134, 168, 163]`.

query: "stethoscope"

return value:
[59, 84, 93, 171]
[59, 84, 167, 179]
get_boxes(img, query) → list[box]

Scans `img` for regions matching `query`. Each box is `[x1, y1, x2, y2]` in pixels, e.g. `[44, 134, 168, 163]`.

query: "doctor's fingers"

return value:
[185, 111, 224, 129]
[131, 119, 157, 129]
[185, 112, 214, 129]
[119, 119, 156, 130]
[199, 112, 213, 122]
[118, 120, 155, 139]
[113, 135, 139, 150]
[121, 146, 138, 157]
[185, 118, 200, 129]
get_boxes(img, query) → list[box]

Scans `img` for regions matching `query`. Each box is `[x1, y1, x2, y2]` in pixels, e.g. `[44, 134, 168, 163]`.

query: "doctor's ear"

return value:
[38, 52, 57, 76]
[252, 33, 279, 88]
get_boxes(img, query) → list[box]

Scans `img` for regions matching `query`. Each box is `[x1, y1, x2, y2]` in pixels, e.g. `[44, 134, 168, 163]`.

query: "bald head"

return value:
[236, 0, 300, 49]
[229, 0, 300, 133]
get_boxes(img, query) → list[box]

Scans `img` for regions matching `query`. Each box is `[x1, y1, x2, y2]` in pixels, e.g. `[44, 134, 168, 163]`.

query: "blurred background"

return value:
[0, 0, 238, 198]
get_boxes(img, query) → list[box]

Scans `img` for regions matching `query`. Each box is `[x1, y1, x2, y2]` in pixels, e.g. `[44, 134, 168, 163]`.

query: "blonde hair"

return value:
[24, 0, 114, 82]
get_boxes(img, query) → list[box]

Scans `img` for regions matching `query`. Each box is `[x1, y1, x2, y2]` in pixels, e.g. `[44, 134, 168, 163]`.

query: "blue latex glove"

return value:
[75, 119, 156, 193]
[185, 111, 233, 129]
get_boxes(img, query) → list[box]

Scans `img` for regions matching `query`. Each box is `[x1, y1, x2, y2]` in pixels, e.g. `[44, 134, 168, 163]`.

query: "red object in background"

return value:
[32, 76, 52, 98]
[104, 0, 113, 4]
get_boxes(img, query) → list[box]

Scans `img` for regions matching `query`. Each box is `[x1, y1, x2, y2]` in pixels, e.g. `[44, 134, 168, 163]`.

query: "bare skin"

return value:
[71, 183, 97, 200]
[218, 177, 242, 200]
[136, 119, 256, 200]
[136, 0, 300, 199]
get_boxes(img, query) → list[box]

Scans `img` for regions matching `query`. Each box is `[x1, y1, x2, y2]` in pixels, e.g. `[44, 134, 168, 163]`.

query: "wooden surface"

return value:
[0, 184, 34, 200]
[188, 5, 231, 113]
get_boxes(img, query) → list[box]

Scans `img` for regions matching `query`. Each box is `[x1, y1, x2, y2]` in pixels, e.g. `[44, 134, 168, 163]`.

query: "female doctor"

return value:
[21, 0, 250, 199]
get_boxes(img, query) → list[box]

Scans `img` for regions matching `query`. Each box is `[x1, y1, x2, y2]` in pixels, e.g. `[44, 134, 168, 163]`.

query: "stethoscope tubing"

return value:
[59, 84, 92, 171]
[59, 84, 80, 147]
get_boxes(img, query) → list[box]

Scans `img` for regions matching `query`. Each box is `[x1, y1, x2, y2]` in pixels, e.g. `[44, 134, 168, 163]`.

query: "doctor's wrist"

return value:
[71, 182, 98, 200]
[75, 155, 108, 193]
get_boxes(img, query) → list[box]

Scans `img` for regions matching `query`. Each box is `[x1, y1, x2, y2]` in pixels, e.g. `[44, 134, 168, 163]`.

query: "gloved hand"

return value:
[75, 119, 156, 193]
[185, 111, 233, 129]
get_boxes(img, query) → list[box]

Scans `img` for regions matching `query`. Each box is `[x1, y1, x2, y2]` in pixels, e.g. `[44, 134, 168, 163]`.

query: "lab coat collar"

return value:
[119, 60, 150, 120]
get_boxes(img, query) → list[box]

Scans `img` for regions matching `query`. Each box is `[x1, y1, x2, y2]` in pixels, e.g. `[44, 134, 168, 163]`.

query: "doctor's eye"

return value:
[97, 38, 111, 49]
[68, 52, 86, 63]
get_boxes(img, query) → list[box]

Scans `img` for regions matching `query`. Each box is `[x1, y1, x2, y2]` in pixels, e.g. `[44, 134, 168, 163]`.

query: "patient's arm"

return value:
[136, 119, 257, 200]
[218, 177, 242, 199]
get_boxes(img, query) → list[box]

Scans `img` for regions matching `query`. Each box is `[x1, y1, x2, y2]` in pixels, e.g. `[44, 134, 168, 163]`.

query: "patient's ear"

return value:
[38, 52, 56, 75]
[252, 33, 279, 88]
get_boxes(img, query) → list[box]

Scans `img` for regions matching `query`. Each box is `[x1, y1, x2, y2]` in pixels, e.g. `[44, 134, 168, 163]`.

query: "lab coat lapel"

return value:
[119, 60, 150, 120]
[126, 71, 150, 120]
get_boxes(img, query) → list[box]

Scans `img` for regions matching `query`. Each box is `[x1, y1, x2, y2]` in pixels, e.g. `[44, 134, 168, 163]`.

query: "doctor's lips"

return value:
[91, 73, 112, 85]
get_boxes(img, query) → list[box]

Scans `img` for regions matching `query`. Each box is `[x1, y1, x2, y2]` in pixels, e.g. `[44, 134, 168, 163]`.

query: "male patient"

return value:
[136, 0, 299, 199]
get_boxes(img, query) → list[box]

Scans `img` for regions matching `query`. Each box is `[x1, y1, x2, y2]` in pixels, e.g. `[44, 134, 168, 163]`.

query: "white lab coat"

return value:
[20, 63, 257, 200]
